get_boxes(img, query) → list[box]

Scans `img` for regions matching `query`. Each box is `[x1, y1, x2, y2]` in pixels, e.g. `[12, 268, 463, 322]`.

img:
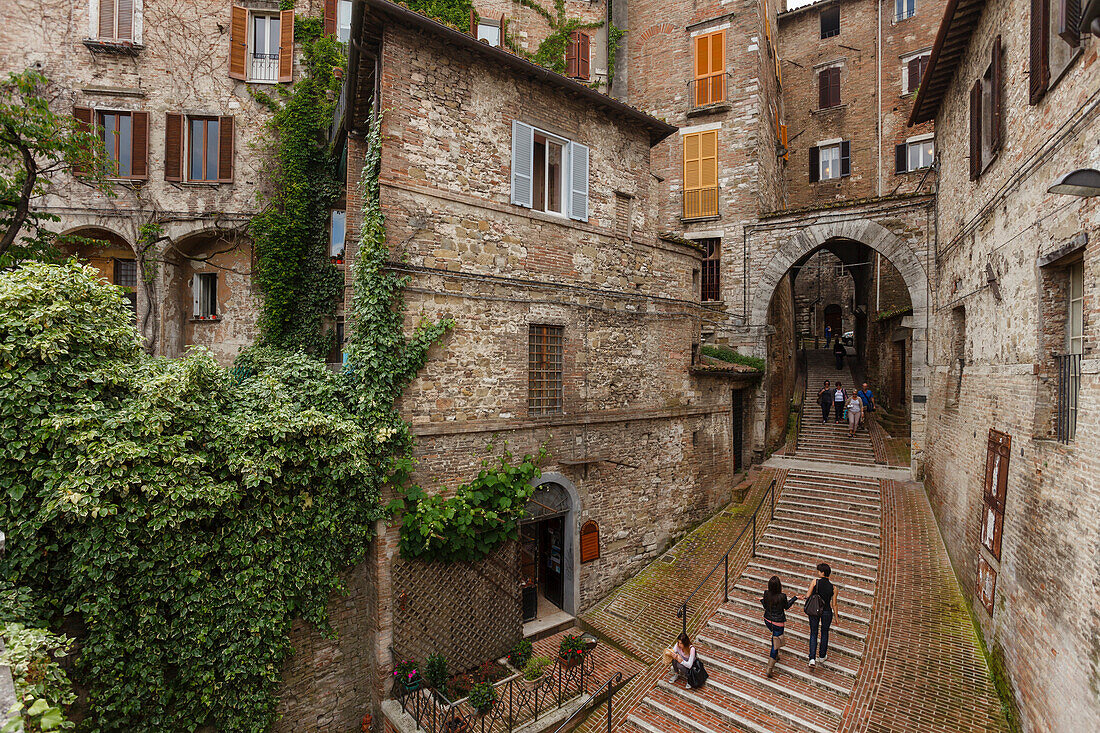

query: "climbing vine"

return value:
[505, 0, 603, 76]
[249, 18, 345, 357]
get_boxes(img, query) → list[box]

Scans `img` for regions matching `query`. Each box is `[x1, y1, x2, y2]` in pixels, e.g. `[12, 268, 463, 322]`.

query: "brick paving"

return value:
[531, 627, 645, 689]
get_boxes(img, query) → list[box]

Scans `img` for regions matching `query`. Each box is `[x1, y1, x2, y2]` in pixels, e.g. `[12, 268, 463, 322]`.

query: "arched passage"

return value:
[751, 218, 929, 475]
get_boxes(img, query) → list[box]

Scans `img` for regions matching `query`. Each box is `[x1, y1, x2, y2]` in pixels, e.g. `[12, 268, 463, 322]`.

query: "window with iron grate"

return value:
[528, 325, 563, 416]
[699, 238, 721, 302]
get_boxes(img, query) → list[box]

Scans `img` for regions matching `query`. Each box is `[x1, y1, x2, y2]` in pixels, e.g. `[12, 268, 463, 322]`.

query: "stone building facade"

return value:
[911, 0, 1100, 728]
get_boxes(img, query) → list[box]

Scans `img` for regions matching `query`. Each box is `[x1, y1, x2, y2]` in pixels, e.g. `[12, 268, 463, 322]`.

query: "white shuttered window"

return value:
[510, 121, 589, 222]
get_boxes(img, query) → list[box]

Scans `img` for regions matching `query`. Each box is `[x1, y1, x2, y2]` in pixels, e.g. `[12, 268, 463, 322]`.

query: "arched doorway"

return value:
[520, 473, 579, 624]
[58, 227, 141, 322]
[824, 304, 843, 343]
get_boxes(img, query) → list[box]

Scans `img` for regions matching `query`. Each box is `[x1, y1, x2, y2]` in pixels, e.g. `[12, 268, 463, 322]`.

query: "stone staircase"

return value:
[621, 351, 882, 733]
[796, 350, 876, 466]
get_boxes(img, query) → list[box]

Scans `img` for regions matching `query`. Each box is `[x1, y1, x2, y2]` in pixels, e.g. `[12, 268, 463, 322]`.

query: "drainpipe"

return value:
[876, 0, 883, 197]
[875, 252, 881, 311]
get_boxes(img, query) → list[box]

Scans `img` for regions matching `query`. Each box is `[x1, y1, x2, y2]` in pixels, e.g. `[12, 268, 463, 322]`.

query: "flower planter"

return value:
[522, 674, 545, 690]
[475, 701, 494, 716]
[558, 654, 582, 669]
[404, 679, 420, 693]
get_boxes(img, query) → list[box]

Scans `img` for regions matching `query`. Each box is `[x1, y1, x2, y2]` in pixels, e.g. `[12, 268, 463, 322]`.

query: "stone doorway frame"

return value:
[525, 472, 581, 616]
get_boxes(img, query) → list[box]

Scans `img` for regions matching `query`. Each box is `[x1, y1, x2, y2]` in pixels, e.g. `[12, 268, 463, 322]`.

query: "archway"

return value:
[752, 218, 929, 475]
[57, 227, 142, 323]
[521, 473, 580, 624]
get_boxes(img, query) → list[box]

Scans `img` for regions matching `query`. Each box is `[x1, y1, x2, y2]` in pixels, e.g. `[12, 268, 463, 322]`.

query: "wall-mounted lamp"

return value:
[1083, 0, 1100, 37]
[1047, 168, 1100, 197]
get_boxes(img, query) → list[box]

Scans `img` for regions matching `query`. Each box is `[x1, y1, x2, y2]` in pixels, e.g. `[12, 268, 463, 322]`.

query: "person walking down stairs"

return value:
[817, 380, 834, 424]
[833, 340, 846, 370]
[761, 576, 798, 678]
[832, 382, 847, 424]
[845, 392, 862, 438]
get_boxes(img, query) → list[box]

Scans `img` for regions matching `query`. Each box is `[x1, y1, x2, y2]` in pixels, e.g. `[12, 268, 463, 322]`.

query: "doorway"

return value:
[520, 517, 565, 621]
[824, 304, 843, 343]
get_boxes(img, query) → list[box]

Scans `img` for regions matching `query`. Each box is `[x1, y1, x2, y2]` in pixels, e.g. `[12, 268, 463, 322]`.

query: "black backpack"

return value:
[686, 658, 708, 689]
[805, 593, 825, 618]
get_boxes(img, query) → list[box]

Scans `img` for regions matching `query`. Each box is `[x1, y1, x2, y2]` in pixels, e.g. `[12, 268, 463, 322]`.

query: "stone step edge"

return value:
[724, 593, 872, 629]
[771, 514, 881, 540]
[743, 564, 876, 600]
[775, 506, 881, 530]
[718, 605, 869, 643]
[734, 579, 873, 612]
[704, 618, 863, 670]
[643, 687, 769, 733]
[699, 632, 855, 692]
[768, 521, 881, 549]
[764, 530, 881, 559]
[757, 542, 879, 573]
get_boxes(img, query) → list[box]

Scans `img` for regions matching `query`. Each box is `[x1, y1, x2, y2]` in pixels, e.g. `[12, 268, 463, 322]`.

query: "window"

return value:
[251, 14, 281, 82]
[99, 111, 132, 177]
[330, 210, 347, 262]
[1067, 261, 1084, 355]
[189, 118, 221, 182]
[809, 141, 850, 182]
[948, 306, 966, 407]
[1029, 0, 1081, 103]
[682, 130, 719, 219]
[693, 31, 726, 107]
[566, 30, 591, 80]
[193, 273, 218, 319]
[510, 122, 589, 221]
[969, 37, 1002, 180]
[81, 109, 148, 179]
[580, 521, 600, 563]
[529, 325, 563, 416]
[818, 66, 841, 109]
[1056, 262, 1084, 442]
[895, 0, 916, 21]
[904, 54, 929, 95]
[820, 6, 840, 38]
[700, 238, 721, 302]
[229, 6, 293, 83]
[471, 10, 504, 47]
[980, 429, 1011, 560]
[114, 258, 137, 318]
[98, 0, 134, 41]
[896, 137, 934, 173]
[164, 113, 233, 183]
[337, 0, 352, 42]
[327, 319, 346, 365]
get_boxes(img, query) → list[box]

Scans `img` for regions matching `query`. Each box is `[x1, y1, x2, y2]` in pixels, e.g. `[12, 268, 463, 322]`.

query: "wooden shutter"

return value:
[907, 57, 922, 93]
[580, 521, 599, 563]
[116, 0, 133, 40]
[1029, 0, 1050, 104]
[573, 31, 590, 80]
[511, 121, 534, 207]
[73, 106, 94, 175]
[808, 145, 819, 182]
[229, 5, 248, 80]
[569, 141, 589, 221]
[130, 111, 148, 179]
[164, 112, 183, 182]
[694, 31, 725, 106]
[780, 123, 788, 161]
[192, 275, 201, 317]
[278, 10, 295, 83]
[969, 80, 982, 180]
[896, 143, 908, 174]
[99, 0, 115, 38]
[565, 32, 578, 77]
[469, 8, 477, 35]
[325, 0, 337, 36]
[819, 68, 838, 108]
[218, 116, 235, 182]
[829, 67, 841, 107]
[840, 140, 850, 177]
[990, 37, 1003, 154]
[1058, 0, 1081, 46]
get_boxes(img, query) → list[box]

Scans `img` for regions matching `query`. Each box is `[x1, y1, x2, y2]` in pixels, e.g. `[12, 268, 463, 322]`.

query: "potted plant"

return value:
[424, 653, 448, 693]
[522, 656, 552, 689]
[507, 638, 533, 670]
[394, 659, 421, 692]
[558, 634, 586, 668]
[468, 682, 497, 715]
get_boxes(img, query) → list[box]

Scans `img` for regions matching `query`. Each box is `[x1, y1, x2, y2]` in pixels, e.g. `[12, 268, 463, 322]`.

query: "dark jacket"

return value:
[761, 593, 797, 623]
[833, 342, 846, 356]
[817, 387, 834, 407]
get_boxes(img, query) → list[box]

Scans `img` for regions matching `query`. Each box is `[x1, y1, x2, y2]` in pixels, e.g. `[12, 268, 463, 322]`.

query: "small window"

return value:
[820, 143, 842, 180]
[1067, 261, 1084, 355]
[808, 141, 850, 182]
[834, 263, 845, 278]
[904, 54, 930, 95]
[477, 19, 501, 46]
[820, 6, 840, 38]
[327, 319, 346, 365]
[114, 258, 137, 319]
[580, 521, 600, 563]
[897, 138, 934, 173]
[98, 0, 134, 41]
[337, 0, 353, 43]
[529, 324, 563, 416]
[818, 66, 841, 109]
[330, 209, 347, 262]
[250, 14, 281, 83]
[511, 122, 588, 221]
[566, 30, 591, 80]
[99, 111, 133, 177]
[969, 38, 1002, 180]
[700, 238, 721, 302]
[693, 30, 726, 107]
[683, 131, 720, 219]
[896, 0, 917, 21]
[188, 117, 220, 181]
[193, 273, 218, 319]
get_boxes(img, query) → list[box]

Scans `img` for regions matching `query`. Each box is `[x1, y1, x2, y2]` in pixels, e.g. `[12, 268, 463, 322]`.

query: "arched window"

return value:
[580, 521, 599, 563]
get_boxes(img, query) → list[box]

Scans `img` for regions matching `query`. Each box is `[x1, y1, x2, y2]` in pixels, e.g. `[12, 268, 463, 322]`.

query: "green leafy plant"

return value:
[558, 634, 585, 660]
[507, 638, 533, 669]
[504, 0, 603, 76]
[467, 682, 497, 712]
[523, 656, 552, 682]
[701, 344, 766, 372]
[424, 653, 449, 690]
[0, 623, 76, 732]
[405, 0, 474, 30]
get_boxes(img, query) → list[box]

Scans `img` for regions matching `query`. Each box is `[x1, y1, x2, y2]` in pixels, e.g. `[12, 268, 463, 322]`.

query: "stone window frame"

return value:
[1036, 239, 1087, 441]
[900, 48, 932, 96]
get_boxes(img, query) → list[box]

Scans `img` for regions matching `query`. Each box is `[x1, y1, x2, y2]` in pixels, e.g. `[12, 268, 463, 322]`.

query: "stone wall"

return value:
[921, 0, 1100, 728]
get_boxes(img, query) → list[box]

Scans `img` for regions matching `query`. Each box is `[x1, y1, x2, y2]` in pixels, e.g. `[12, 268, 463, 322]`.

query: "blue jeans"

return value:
[809, 608, 833, 660]
[764, 620, 784, 660]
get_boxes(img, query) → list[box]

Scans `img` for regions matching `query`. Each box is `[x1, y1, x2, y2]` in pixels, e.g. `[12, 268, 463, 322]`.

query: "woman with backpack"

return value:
[761, 576, 798, 677]
[805, 563, 840, 668]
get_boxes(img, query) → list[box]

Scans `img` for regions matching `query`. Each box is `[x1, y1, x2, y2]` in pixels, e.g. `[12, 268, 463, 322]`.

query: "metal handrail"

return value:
[549, 672, 623, 733]
[675, 477, 779, 637]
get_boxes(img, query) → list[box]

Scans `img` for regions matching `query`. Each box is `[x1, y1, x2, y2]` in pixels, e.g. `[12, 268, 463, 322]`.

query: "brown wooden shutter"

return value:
[819, 70, 830, 108]
[990, 36, 1003, 154]
[808, 145, 819, 182]
[164, 112, 183, 182]
[840, 140, 850, 177]
[278, 10, 295, 83]
[1029, 0, 1050, 104]
[324, 0, 337, 36]
[229, 5, 248, 80]
[218, 116, 235, 183]
[580, 521, 599, 563]
[829, 67, 841, 107]
[117, 0, 133, 40]
[896, 143, 908, 173]
[73, 106, 94, 175]
[969, 81, 982, 180]
[130, 111, 148, 179]
[565, 32, 578, 77]
[1058, 0, 1081, 46]
[578, 31, 590, 80]
[99, 0, 115, 38]
[907, 57, 921, 93]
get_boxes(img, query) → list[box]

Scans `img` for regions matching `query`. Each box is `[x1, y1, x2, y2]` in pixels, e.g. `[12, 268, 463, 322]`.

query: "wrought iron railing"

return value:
[676, 477, 780, 636]
[687, 73, 730, 109]
[390, 652, 596, 733]
[548, 672, 623, 733]
[682, 187, 720, 220]
[250, 52, 279, 82]
[1055, 353, 1081, 443]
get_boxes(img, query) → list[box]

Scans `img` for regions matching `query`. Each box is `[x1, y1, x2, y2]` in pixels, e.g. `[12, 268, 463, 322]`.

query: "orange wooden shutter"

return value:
[218, 116, 235, 183]
[130, 111, 148, 179]
[580, 521, 599, 563]
[683, 131, 718, 218]
[164, 112, 183, 182]
[324, 0, 337, 36]
[780, 123, 789, 161]
[229, 5, 247, 80]
[73, 107, 94, 175]
[278, 10, 295, 83]
[694, 31, 725, 106]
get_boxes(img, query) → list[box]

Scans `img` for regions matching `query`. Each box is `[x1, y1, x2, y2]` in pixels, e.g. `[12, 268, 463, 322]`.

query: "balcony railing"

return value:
[250, 52, 278, 82]
[688, 73, 729, 109]
[682, 187, 720, 220]
[1056, 353, 1081, 443]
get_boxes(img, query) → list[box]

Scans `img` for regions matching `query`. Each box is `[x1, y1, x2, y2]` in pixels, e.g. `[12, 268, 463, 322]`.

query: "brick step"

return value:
[700, 622, 859, 684]
[708, 609, 866, 663]
[787, 469, 880, 484]
[795, 441, 875, 453]
[724, 588, 872, 629]
[657, 679, 837, 733]
[628, 702, 714, 733]
[743, 563, 876, 601]
[767, 521, 881, 550]
[762, 529, 881, 561]
[783, 477, 882, 495]
[757, 540, 879, 575]
[798, 426, 873, 437]
[776, 484, 883, 507]
[642, 683, 803, 733]
[790, 452, 879, 467]
[778, 493, 881, 518]
[717, 604, 868, 647]
[796, 436, 875, 449]
[775, 505, 881, 532]
[734, 579, 873, 613]
[754, 548, 878, 585]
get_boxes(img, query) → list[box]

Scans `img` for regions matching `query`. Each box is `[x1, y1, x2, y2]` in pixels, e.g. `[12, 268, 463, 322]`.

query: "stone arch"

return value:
[525, 472, 581, 616]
